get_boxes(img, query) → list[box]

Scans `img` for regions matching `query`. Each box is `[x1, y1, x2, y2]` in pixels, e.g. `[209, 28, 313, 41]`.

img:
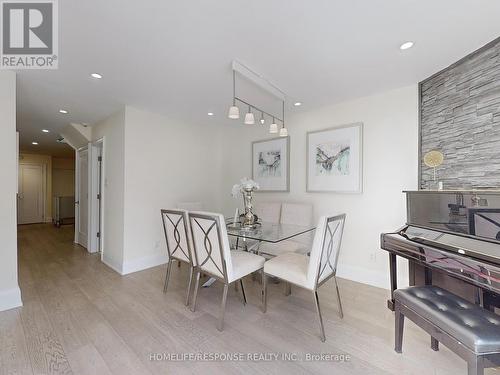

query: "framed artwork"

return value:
[252, 136, 290, 192]
[307, 123, 363, 193]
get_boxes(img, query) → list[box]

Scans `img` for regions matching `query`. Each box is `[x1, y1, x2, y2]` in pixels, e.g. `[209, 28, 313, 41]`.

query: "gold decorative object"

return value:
[424, 151, 444, 168]
[424, 150, 444, 183]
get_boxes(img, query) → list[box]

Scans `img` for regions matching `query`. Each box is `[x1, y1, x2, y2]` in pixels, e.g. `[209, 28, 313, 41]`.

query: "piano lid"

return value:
[402, 225, 500, 264]
[405, 190, 500, 245]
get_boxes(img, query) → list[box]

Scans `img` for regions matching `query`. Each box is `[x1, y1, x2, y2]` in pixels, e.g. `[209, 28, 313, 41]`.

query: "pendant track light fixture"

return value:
[244, 106, 255, 125]
[228, 105, 239, 119]
[228, 71, 240, 119]
[269, 117, 278, 134]
[227, 61, 288, 136]
[278, 101, 288, 137]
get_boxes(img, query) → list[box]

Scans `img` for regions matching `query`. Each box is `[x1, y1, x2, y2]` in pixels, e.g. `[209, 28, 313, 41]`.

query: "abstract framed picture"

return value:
[306, 123, 363, 193]
[252, 136, 290, 192]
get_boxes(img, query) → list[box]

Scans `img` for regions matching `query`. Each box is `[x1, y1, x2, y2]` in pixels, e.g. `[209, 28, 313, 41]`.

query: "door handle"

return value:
[75, 201, 79, 204]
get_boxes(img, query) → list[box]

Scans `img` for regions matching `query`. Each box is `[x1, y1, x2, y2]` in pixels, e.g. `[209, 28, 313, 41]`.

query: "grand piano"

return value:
[381, 190, 500, 311]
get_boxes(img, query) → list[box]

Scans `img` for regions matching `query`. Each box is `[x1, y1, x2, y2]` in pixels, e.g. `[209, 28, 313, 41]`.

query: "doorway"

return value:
[88, 140, 103, 254]
[74, 140, 105, 255]
[17, 163, 46, 224]
[75, 147, 89, 248]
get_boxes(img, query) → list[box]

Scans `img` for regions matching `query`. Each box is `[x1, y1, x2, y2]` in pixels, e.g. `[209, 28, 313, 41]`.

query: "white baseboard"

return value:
[0, 286, 23, 312]
[106, 255, 394, 289]
[101, 257, 124, 275]
[102, 252, 399, 290]
[337, 264, 389, 290]
[121, 253, 168, 275]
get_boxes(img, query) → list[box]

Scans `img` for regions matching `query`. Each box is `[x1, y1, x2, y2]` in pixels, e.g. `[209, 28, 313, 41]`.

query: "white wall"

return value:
[91, 109, 126, 273]
[121, 106, 220, 274]
[90, 86, 418, 290]
[92, 106, 220, 275]
[217, 85, 419, 289]
[60, 123, 91, 150]
[0, 71, 22, 311]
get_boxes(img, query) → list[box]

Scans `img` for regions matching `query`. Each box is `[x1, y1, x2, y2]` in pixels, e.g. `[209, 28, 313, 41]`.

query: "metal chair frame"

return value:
[263, 214, 346, 342]
[161, 209, 195, 306]
[189, 212, 257, 331]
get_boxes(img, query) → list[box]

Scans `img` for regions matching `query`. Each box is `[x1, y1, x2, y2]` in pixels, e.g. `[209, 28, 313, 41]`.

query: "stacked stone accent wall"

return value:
[420, 38, 500, 189]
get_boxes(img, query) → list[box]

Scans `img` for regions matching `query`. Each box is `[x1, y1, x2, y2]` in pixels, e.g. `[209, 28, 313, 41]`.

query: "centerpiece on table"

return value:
[231, 177, 260, 229]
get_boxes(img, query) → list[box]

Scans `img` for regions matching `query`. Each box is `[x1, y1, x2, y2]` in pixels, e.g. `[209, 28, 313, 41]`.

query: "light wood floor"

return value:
[1, 224, 498, 375]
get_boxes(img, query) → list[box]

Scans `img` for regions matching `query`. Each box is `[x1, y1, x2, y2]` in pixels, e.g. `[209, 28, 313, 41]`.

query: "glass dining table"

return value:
[225, 218, 317, 249]
[201, 219, 317, 287]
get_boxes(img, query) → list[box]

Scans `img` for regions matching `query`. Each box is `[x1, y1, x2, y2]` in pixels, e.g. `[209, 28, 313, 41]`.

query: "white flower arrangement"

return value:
[231, 177, 260, 198]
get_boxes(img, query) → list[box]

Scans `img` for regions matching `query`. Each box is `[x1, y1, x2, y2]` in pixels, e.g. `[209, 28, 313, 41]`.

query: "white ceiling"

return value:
[17, 0, 500, 157]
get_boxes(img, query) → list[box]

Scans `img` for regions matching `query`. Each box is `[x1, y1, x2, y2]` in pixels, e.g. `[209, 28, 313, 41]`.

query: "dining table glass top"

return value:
[225, 218, 316, 243]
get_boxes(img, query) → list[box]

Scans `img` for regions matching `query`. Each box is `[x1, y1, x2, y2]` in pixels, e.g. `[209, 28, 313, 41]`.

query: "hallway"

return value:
[0, 224, 477, 375]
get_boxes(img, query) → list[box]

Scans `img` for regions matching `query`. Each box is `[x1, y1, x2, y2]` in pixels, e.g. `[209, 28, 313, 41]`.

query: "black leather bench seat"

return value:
[395, 286, 500, 353]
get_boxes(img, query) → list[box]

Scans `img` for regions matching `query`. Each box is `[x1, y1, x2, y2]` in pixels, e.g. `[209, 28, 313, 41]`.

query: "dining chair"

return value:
[174, 203, 203, 268]
[262, 214, 346, 342]
[258, 203, 314, 257]
[177, 202, 203, 211]
[161, 209, 196, 306]
[254, 202, 281, 224]
[240, 202, 282, 252]
[189, 211, 266, 331]
[280, 203, 314, 226]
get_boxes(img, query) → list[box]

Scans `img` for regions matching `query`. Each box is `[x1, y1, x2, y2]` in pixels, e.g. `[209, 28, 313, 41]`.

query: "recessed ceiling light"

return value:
[207, 112, 214, 116]
[91, 73, 102, 79]
[59, 109, 68, 114]
[294, 102, 302, 107]
[32, 141, 38, 145]
[42, 129, 49, 133]
[400, 41, 414, 50]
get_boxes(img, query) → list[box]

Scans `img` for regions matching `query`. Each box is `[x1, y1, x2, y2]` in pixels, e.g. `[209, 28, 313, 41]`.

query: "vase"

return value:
[240, 187, 258, 227]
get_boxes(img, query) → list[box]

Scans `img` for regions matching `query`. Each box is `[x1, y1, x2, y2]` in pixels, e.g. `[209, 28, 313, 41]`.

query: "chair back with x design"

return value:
[188, 212, 232, 282]
[161, 209, 194, 265]
[307, 214, 346, 289]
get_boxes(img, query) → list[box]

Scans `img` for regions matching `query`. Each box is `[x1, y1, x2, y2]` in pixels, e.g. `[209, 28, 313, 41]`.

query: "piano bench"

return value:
[394, 286, 500, 375]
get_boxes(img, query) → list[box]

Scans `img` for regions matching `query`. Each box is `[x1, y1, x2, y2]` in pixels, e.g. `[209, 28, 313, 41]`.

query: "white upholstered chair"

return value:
[239, 202, 282, 252]
[263, 214, 346, 342]
[174, 203, 203, 268]
[254, 202, 281, 224]
[161, 209, 196, 306]
[258, 203, 314, 256]
[280, 202, 313, 226]
[177, 202, 203, 211]
[189, 211, 266, 331]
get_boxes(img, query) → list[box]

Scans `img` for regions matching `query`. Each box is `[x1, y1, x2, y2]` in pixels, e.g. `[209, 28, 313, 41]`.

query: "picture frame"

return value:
[306, 122, 363, 193]
[252, 136, 290, 192]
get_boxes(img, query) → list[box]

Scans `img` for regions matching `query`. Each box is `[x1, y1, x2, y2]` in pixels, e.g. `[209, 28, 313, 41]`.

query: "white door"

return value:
[18, 164, 44, 224]
[88, 142, 103, 253]
[76, 148, 89, 248]
[97, 150, 102, 252]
